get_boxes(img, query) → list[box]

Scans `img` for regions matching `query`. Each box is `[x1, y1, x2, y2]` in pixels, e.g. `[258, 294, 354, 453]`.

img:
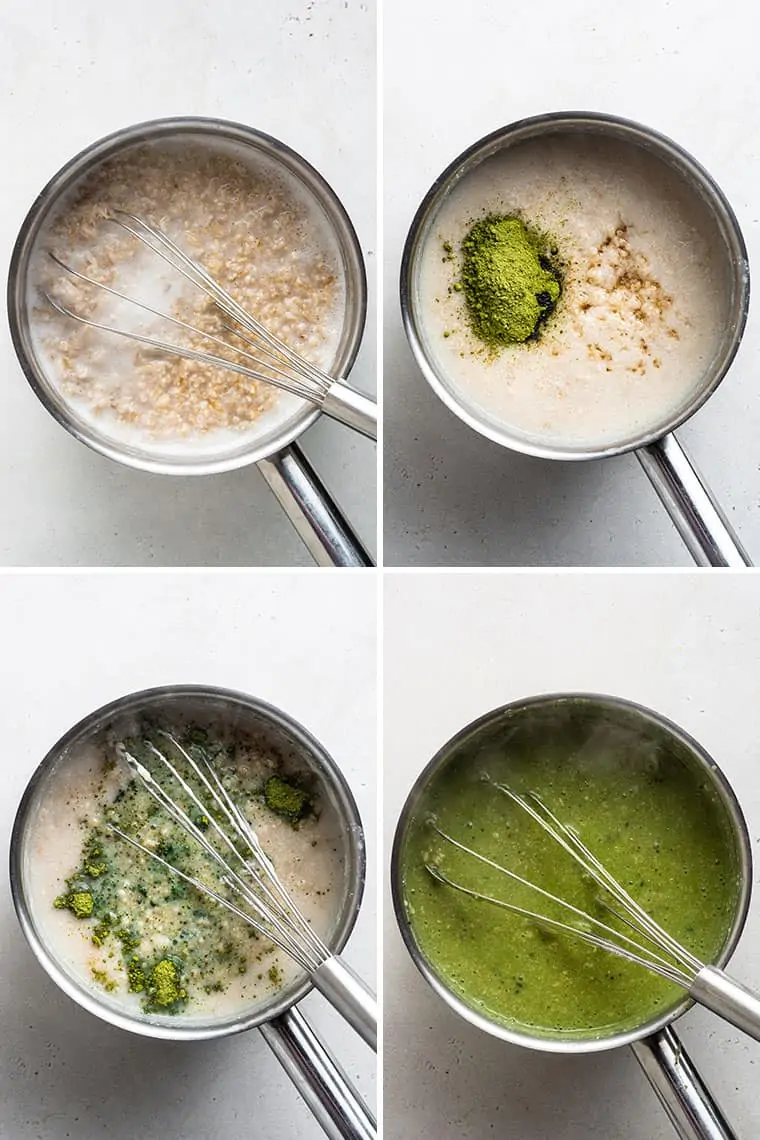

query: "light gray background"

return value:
[0, 0, 376, 566]
[0, 571, 376, 1139]
[384, 0, 760, 566]
[384, 571, 760, 1137]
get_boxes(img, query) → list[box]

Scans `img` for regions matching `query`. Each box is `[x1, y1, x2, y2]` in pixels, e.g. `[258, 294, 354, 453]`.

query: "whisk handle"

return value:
[314, 956, 378, 1051]
[690, 964, 760, 1041]
[258, 444, 373, 566]
[632, 1027, 737, 1140]
[261, 1006, 376, 1140]
[323, 381, 378, 440]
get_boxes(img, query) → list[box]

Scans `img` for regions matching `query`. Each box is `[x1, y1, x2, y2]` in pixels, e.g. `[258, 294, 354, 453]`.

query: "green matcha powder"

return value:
[456, 215, 562, 349]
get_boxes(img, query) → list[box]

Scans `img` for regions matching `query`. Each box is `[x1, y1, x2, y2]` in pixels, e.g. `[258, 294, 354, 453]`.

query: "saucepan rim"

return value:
[10, 683, 366, 1042]
[7, 115, 368, 475]
[390, 690, 752, 1054]
[399, 110, 750, 461]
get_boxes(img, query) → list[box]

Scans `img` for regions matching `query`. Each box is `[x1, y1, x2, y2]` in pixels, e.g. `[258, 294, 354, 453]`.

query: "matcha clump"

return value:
[458, 215, 561, 348]
[92, 920, 111, 947]
[82, 836, 107, 878]
[264, 775, 311, 824]
[114, 928, 140, 953]
[144, 958, 187, 1012]
[54, 890, 94, 918]
[126, 956, 146, 993]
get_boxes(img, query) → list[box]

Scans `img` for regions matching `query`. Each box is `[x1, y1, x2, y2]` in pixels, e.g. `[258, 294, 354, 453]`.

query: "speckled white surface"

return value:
[0, 571, 376, 1139]
[384, 0, 760, 566]
[0, 0, 376, 566]
[384, 571, 760, 1137]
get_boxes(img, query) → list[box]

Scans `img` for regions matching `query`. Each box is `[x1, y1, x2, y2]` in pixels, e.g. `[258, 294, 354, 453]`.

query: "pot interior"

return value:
[9, 119, 366, 474]
[392, 694, 750, 1053]
[403, 115, 749, 459]
[12, 687, 365, 1040]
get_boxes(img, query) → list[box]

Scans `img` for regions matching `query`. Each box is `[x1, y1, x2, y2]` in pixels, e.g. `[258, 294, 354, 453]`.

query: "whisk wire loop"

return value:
[427, 821, 692, 984]
[118, 742, 327, 972]
[110, 210, 330, 391]
[158, 731, 329, 963]
[44, 209, 378, 438]
[425, 781, 718, 990]
[107, 823, 313, 971]
[103, 733, 377, 1053]
[425, 861, 691, 986]
[186, 740, 328, 961]
[490, 782, 703, 976]
[44, 255, 323, 402]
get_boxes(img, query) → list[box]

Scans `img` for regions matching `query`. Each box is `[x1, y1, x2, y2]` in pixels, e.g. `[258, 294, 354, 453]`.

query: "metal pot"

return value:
[7, 117, 372, 567]
[400, 112, 751, 567]
[390, 693, 753, 1140]
[10, 685, 374, 1140]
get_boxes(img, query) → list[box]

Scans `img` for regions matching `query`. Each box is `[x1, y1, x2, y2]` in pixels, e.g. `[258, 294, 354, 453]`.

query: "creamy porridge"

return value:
[417, 133, 731, 449]
[28, 138, 346, 453]
[24, 716, 343, 1021]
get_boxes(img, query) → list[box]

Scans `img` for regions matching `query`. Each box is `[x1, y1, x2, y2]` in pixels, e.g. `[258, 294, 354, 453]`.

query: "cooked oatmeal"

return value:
[30, 140, 345, 442]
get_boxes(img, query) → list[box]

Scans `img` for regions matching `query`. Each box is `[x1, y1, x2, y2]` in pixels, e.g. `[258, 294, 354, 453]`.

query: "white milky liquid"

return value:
[26, 134, 347, 463]
[417, 134, 733, 450]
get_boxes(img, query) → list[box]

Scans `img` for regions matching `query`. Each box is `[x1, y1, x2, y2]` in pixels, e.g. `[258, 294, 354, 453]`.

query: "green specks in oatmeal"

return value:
[82, 836, 108, 878]
[126, 956, 146, 994]
[90, 967, 117, 993]
[189, 806, 211, 831]
[155, 837, 191, 864]
[52, 721, 324, 1015]
[114, 928, 140, 954]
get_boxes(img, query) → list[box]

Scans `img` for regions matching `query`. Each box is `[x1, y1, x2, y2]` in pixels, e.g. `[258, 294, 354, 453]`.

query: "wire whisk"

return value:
[44, 210, 377, 440]
[426, 777, 760, 1042]
[109, 730, 376, 1049]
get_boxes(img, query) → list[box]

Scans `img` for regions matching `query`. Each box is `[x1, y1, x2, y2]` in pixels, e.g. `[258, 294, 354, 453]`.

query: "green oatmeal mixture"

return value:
[401, 706, 741, 1041]
[30, 721, 340, 1018]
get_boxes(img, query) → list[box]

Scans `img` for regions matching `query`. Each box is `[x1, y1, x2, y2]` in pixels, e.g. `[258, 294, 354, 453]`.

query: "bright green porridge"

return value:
[400, 703, 742, 1040]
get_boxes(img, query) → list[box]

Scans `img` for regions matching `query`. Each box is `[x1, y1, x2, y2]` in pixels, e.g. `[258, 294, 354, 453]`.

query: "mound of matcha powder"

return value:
[459, 215, 561, 348]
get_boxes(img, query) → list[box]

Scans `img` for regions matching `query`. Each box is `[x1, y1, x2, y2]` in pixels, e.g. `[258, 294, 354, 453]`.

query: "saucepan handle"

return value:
[313, 955, 378, 1051]
[258, 442, 373, 567]
[631, 1026, 737, 1140]
[323, 381, 378, 440]
[261, 1005, 376, 1140]
[635, 433, 751, 567]
[690, 965, 760, 1041]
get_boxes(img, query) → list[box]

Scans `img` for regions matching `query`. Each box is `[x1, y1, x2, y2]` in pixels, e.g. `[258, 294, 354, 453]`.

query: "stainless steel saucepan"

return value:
[391, 693, 754, 1140]
[8, 117, 373, 567]
[400, 112, 751, 567]
[11, 686, 375, 1140]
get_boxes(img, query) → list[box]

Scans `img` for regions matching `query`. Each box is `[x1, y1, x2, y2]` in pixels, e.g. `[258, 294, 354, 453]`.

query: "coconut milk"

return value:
[417, 133, 731, 449]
